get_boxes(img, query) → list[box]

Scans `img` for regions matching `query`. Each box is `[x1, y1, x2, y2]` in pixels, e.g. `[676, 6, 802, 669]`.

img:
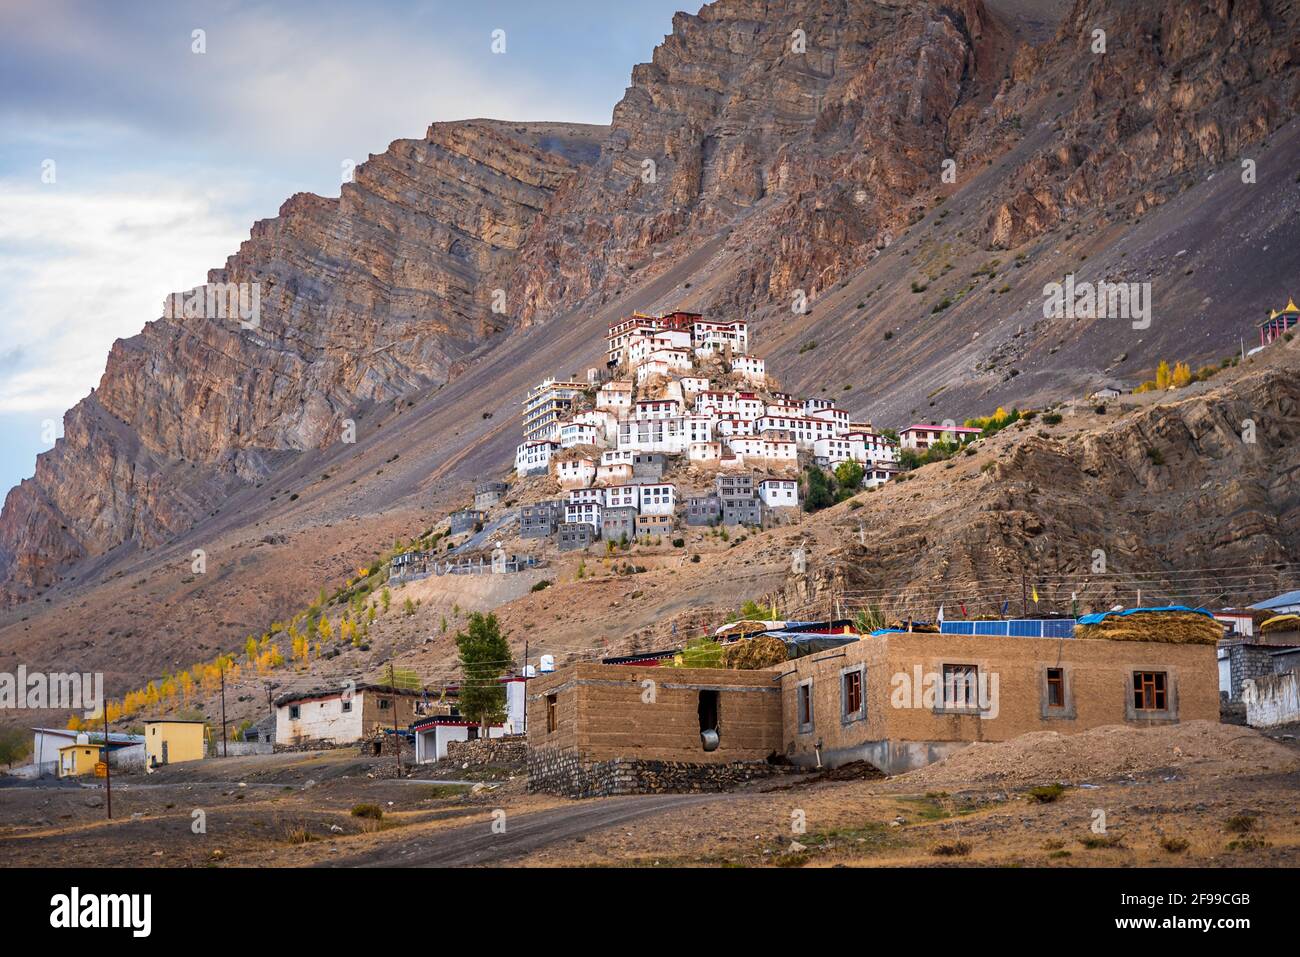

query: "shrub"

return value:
[1224, 815, 1256, 834]
[530, 579, 552, 593]
[1042, 412, 1063, 426]
[931, 841, 971, 857]
[1160, 836, 1189, 853]
[671, 537, 685, 548]
[690, 554, 701, 563]
[1026, 783, 1066, 803]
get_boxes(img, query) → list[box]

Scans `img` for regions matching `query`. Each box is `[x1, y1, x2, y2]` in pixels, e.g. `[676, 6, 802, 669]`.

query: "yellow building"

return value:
[144, 720, 208, 769]
[57, 742, 103, 778]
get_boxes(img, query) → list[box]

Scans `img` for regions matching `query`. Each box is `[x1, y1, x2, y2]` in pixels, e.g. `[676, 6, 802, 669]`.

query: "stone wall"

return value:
[446, 735, 528, 768]
[527, 746, 790, 798]
[1224, 642, 1280, 702]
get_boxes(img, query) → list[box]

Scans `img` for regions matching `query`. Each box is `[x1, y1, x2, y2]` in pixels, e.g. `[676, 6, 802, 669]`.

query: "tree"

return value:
[381, 588, 392, 614]
[0, 726, 31, 770]
[803, 467, 836, 512]
[1172, 361, 1192, 388]
[833, 461, 865, 496]
[455, 613, 512, 730]
[1155, 359, 1172, 390]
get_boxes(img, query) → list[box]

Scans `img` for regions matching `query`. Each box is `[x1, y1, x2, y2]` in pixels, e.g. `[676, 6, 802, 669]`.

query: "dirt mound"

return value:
[891, 721, 1298, 789]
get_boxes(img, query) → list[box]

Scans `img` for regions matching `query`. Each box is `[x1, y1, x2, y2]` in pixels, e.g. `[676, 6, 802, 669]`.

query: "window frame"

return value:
[545, 693, 558, 734]
[1132, 671, 1168, 712]
[796, 679, 815, 734]
[937, 663, 982, 714]
[289, 704, 300, 720]
[840, 666, 865, 724]
[1046, 668, 1065, 708]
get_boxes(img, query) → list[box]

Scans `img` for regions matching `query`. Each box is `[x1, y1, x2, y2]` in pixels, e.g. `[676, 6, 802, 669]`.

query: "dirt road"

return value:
[330, 793, 725, 867]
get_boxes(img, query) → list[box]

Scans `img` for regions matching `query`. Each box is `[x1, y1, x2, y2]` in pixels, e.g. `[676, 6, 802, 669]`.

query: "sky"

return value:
[0, 0, 689, 497]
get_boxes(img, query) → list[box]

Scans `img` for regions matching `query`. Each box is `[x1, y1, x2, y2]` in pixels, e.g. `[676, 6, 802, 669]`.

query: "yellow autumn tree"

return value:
[1172, 361, 1192, 388]
[318, 614, 333, 642]
[1155, 360, 1172, 390]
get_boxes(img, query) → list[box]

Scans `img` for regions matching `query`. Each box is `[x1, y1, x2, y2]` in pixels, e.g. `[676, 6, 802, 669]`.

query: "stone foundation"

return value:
[446, 735, 528, 768]
[528, 746, 790, 798]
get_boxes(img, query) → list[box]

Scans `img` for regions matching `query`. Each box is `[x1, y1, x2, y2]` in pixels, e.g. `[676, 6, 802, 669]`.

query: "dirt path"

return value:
[329, 793, 725, 867]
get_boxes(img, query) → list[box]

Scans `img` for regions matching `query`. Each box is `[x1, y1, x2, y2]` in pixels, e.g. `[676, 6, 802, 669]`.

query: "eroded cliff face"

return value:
[512, 0, 1003, 321]
[987, 0, 1300, 247]
[0, 120, 604, 603]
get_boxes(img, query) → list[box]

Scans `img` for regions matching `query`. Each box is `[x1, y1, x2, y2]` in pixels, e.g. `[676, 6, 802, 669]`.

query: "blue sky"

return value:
[0, 0, 689, 497]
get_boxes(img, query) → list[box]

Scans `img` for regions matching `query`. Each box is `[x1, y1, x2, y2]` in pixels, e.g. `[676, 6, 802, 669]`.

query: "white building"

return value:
[596, 380, 634, 416]
[807, 406, 850, 433]
[755, 414, 837, 449]
[730, 354, 766, 385]
[680, 376, 711, 400]
[618, 417, 691, 454]
[735, 395, 765, 420]
[554, 456, 596, 489]
[813, 437, 854, 464]
[633, 398, 683, 421]
[412, 679, 527, 763]
[758, 479, 800, 509]
[515, 440, 559, 478]
[692, 319, 748, 356]
[638, 483, 677, 516]
[689, 441, 722, 463]
[695, 391, 738, 416]
[715, 416, 756, 439]
[574, 408, 618, 444]
[564, 500, 603, 531]
[559, 421, 603, 449]
[596, 462, 634, 485]
[863, 464, 900, 488]
[275, 685, 422, 746]
[523, 378, 586, 442]
[604, 484, 640, 510]
[568, 488, 604, 505]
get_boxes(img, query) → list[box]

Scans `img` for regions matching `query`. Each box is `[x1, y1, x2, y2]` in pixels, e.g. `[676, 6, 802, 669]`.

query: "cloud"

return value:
[0, 178, 251, 414]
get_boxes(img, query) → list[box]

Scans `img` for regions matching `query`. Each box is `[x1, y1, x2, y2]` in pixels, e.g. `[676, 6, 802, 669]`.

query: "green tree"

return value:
[803, 467, 836, 512]
[455, 613, 512, 730]
[833, 461, 865, 497]
[0, 726, 31, 769]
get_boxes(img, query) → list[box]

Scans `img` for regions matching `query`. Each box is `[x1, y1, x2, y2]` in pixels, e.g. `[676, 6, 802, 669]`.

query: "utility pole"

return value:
[219, 660, 228, 758]
[102, 705, 112, 821]
[522, 640, 529, 736]
[387, 661, 402, 777]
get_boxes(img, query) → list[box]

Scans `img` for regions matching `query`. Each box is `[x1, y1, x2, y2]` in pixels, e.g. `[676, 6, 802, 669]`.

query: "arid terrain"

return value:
[3, 720, 1296, 868]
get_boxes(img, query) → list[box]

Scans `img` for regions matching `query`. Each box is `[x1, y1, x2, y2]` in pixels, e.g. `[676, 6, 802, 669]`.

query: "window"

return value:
[545, 694, 558, 734]
[1133, 672, 1167, 711]
[378, 698, 392, 711]
[941, 664, 980, 711]
[797, 680, 814, 732]
[842, 668, 864, 721]
[289, 705, 300, 720]
[341, 699, 352, 713]
[698, 690, 719, 736]
[1046, 668, 1065, 708]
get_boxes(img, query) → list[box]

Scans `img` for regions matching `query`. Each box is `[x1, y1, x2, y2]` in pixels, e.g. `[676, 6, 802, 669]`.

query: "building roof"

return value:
[32, 728, 144, 745]
[275, 682, 423, 708]
[143, 719, 207, 725]
[901, 423, 982, 433]
[1250, 590, 1300, 611]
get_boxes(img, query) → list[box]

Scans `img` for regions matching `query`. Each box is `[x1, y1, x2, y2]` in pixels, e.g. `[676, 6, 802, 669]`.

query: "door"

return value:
[161, 741, 168, 765]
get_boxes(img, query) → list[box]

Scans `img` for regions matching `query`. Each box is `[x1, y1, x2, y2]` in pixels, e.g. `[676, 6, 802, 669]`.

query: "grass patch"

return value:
[422, 784, 473, 799]
[279, 821, 316, 845]
[1224, 815, 1256, 834]
[351, 803, 384, 820]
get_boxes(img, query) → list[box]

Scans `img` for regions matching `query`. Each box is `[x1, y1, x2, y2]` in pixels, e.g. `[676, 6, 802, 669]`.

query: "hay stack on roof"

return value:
[722, 634, 788, 670]
[1075, 606, 1223, 644]
[1261, 614, 1300, 635]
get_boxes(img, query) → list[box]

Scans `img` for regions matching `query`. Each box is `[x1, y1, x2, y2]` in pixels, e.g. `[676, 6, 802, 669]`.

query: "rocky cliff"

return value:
[0, 120, 604, 603]
[2, 0, 1299, 618]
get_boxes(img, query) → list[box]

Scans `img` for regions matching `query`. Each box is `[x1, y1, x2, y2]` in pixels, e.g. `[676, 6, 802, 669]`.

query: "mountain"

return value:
[2, 0, 1299, 688]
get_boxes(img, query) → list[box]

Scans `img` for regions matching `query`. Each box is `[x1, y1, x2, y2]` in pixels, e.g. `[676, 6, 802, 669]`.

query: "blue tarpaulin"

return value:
[1076, 605, 1214, 626]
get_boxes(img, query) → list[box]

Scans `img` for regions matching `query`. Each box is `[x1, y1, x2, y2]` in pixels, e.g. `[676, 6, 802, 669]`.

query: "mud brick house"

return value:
[635, 513, 673, 538]
[274, 683, 422, 747]
[528, 630, 1219, 794]
[526, 664, 784, 797]
[778, 631, 1218, 773]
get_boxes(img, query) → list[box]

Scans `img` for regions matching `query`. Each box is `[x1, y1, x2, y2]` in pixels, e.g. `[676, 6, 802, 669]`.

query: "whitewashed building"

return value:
[515, 440, 559, 477]
[618, 417, 690, 454]
[633, 398, 683, 421]
[758, 479, 800, 509]
[899, 424, 983, 450]
[596, 380, 634, 416]
[689, 441, 722, 463]
[604, 484, 640, 510]
[692, 319, 748, 356]
[564, 500, 603, 531]
[638, 483, 677, 516]
[554, 456, 596, 489]
[559, 421, 602, 449]
[730, 354, 767, 385]
[813, 437, 854, 464]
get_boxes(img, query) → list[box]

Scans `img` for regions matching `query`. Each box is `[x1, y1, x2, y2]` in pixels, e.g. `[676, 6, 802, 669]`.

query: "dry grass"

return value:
[722, 634, 788, 669]
[1075, 610, 1222, 644]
